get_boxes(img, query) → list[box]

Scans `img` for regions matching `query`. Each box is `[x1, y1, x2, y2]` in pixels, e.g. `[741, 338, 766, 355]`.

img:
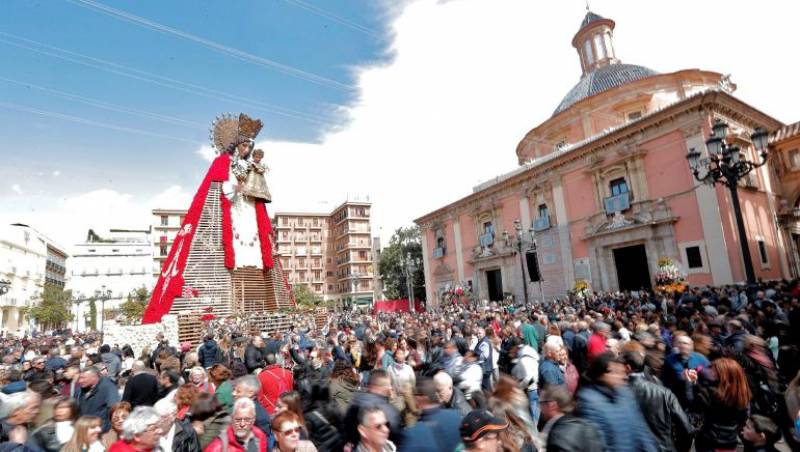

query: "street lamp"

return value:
[72, 291, 87, 332]
[95, 285, 112, 344]
[401, 253, 420, 312]
[686, 119, 770, 284]
[503, 219, 539, 306]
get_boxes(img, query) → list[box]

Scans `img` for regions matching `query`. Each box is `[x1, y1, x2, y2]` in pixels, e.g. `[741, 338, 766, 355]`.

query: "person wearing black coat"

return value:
[622, 345, 693, 452]
[540, 385, 603, 452]
[75, 366, 120, 432]
[197, 336, 221, 369]
[245, 337, 266, 373]
[121, 362, 160, 409]
[304, 384, 345, 452]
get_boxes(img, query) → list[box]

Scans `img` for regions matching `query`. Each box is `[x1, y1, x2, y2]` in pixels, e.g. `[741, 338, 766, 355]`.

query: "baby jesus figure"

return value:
[240, 148, 272, 202]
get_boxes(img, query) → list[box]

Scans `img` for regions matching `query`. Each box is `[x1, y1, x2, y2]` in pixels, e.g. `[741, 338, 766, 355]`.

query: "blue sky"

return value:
[0, 0, 390, 196]
[2, 0, 799, 250]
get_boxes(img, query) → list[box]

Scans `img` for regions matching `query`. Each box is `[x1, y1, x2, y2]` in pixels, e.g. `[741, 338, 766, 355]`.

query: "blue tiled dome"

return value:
[552, 63, 659, 116]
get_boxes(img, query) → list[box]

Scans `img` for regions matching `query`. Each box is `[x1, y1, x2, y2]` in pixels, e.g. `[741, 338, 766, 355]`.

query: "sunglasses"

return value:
[371, 422, 390, 430]
[280, 426, 302, 435]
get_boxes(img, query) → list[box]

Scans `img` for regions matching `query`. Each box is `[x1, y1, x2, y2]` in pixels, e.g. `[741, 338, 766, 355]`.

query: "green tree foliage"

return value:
[119, 286, 150, 325]
[378, 226, 425, 301]
[88, 299, 97, 330]
[29, 284, 73, 331]
[293, 284, 323, 309]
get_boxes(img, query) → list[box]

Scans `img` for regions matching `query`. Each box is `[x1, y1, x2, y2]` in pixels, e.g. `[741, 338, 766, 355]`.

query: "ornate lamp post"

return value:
[95, 285, 112, 344]
[401, 253, 420, 311]
[72, 291, 87, 332]
[503, 219, 537, 306]
[686, 120, 770, 285]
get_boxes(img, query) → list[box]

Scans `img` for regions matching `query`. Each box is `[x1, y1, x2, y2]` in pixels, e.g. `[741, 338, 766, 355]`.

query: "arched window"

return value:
[583, 39, 594, 65]
[594, 34, 606, 60]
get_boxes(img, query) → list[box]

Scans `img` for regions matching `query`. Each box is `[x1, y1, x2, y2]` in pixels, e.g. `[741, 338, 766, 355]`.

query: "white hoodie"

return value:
[512, 345, 540, 391]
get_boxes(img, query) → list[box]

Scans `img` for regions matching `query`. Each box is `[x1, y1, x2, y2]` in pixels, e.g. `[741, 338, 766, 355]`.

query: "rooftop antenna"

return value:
[585, 0, 590, 11]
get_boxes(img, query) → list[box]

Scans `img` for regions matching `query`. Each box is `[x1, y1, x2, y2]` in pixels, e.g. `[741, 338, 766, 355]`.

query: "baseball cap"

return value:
[459, 410, 508, 443]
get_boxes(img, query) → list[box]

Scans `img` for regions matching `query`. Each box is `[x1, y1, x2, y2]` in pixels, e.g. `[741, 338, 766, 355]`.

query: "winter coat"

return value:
[76, 376, 121, 433]
[538, 358, 565, 388]
[197, 412, 232, 450]
[693, 383, 748, 451]
[511, 345, 539, 391]
[245, 345, 265, 373]
[546, 414, 603, 452]
[576, 384, 658, 452]
[203, 425, 268, 452]
[198, 340, 221, 369]
[329, 377, 358, 415]
[304, 406, 345, 452]
[399, 407, 462, 452]
[102, 352, 122, 379]
[442, 386, 472, 416]
[121, 372, 160, 408]
[628, 373, 693, 452]
[661, 352, 709, 409]
[169, 419, 202, 452]
[215, 381, 234, 414]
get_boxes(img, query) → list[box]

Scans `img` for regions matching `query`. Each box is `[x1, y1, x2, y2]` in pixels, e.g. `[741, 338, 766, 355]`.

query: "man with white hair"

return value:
[538, 341, 565, 388]
[0, 391, 41, 443]
[232, 375, 271, 436]
[433, 372, 471, 415]
[153, 398, 201, 452]
[109, 406, 163, 452]
[204, 398, 268, 452]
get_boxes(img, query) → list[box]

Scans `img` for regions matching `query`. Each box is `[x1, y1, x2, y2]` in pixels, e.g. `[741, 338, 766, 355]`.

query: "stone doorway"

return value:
[613, 244, 652, 291]
[486, 269, 503, 301]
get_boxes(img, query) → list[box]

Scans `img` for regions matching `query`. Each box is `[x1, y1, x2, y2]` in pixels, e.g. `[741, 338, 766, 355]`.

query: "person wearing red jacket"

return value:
[587, 322, 611, 363]
[257, 353, 293, 415]
[204, 398, 268, 452]
[108, 406, 163, 452]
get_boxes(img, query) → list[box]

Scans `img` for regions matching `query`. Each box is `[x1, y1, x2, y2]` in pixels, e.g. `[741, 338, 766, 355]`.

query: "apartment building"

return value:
[151, 208, 187, 276]
[274, 201, 374, 306]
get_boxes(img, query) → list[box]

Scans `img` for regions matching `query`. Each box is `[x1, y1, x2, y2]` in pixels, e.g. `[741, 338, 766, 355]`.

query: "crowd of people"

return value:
[2, 279, 800, 452]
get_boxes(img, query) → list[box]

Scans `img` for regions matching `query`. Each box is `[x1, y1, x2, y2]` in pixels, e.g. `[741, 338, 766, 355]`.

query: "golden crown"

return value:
[238, 114, 263, 142]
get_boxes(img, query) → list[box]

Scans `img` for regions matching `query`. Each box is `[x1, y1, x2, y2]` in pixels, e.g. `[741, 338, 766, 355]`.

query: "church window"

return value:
[538, 204, 549, 219]
[757, 239, 769, 265]
[685, 246, 703, 269]
[609, 178, 629, 196]
[583, 40, 594, 65]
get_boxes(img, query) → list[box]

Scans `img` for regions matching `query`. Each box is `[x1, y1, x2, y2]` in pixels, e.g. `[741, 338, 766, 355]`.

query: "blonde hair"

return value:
[62, 415, 102, 452]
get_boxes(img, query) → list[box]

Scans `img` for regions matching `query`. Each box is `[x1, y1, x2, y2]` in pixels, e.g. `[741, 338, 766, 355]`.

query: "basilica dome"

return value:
[552, 63, 659, 116]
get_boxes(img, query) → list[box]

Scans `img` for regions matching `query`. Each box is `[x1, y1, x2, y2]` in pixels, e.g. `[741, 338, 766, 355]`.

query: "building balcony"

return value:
[585, 197, 676, 238]
[479, 232, 494, 247]
[532, 216, 551, 232]
[275, 224, 291, 230]
[603, 192, 632, 215]
[432, 247, 445, 259]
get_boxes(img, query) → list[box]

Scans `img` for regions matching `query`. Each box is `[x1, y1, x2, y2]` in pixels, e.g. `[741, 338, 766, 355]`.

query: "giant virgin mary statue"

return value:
[143, 114, 291, 324]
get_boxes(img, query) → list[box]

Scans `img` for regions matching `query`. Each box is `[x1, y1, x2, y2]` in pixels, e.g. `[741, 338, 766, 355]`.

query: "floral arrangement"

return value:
[442, 282, 473, 305]
[655, 257, 687, 293]
[572, 279, 591, 299]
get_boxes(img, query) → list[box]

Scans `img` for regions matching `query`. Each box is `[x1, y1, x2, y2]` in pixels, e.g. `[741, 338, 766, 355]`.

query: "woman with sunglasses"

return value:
[271, 412, 317, 452]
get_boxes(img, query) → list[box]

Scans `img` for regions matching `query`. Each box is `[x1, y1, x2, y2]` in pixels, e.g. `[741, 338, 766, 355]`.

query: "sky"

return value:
[1, 0, 799, 252]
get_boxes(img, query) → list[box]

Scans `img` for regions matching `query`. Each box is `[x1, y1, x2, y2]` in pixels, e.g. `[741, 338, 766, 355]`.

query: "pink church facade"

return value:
[415, 12, 800, 308]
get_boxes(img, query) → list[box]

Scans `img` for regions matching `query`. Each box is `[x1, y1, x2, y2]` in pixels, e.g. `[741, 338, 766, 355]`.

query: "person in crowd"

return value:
[387, 348, 417, 425]
[474, 328, 496, 391]
[539, 384, 602, 452]
[0, 391, 42, 445]
[60, 364, 82, 399]
[76, 366, 120, 433]
[577, 352, 658, 452]
[487, 374, 537, 451]
[121, 361, 159, 409]
[101, 402, 131, 450]
[440, 341, 463, 378]
[458, 409, 507, 452]
[328, 359, 359, 415]
[153, 398, 201, 452]
[108, 406, 162, 452]
[355, 405, 396, 452]
[245, 336, 266, 374]
[100, 345, 121, 382]
[157, 370, 180, 401]
[303, 384, 345, 452]
[587, 322, 610, 363]
[29, 379, 60, 429]
[189, 393, 230, 450]
[509, 336, 539, 424]
[399, 377, 462, 452]
[204, 398, 269, 452]
[198, 335, 222, 370]
[232, 375, 271, 436]
[661, 334, 710, 411]
[174, 384, 200, 421]
[538, 341, 565, 390]
[742, 414, 781, 452]
[270, 411, 317, 452]
[24, 356, 51, 382]
[208, 365, 233, 413]
[62, 415, 104, 452]
[343, 369, 401, 447]
[621, 342, 692, 452]
[693, 358, 752, 452]
[189, 367, 213, 394]
[457, 351, 484, 407]
[29, 396, 77, 452]
[432, 372, 471, 415]
[258, 353, 293, 415]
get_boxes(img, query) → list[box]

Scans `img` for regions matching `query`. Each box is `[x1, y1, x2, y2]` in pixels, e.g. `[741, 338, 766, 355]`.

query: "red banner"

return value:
[373, 299, 425, 313]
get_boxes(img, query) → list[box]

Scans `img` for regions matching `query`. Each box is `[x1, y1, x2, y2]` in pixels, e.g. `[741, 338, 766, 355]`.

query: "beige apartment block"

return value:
[274, 201, 374, 307]
[152, 208, 187, 276]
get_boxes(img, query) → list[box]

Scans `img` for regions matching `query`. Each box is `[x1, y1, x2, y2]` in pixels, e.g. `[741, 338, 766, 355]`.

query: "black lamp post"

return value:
[95, 286, 112, 344]
[503, 219, 536, 306]
[686, 120, 770, 285]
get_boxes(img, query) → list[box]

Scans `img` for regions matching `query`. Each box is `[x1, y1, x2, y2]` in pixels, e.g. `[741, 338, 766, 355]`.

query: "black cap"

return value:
[459, 410, 508, 442]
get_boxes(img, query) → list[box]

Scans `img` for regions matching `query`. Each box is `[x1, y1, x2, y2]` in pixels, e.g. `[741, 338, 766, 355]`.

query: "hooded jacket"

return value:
[511, 345, 539, 391]
[198, 339, 221, 369]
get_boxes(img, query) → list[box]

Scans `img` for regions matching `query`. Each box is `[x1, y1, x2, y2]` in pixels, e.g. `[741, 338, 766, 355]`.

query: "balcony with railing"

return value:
[532, 216, 551, 232]
[603, 192, 632, 215]
[432, 247, 445, 259]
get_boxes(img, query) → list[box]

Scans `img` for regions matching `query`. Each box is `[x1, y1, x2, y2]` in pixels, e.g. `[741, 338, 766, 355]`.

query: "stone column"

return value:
[552, 180, 575, 289]
[453, 221, 465, 282]
[420, 233, 435, 310]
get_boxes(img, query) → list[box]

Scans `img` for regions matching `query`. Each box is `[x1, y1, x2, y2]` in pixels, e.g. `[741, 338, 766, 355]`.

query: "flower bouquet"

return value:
[655, 257, 687, 293]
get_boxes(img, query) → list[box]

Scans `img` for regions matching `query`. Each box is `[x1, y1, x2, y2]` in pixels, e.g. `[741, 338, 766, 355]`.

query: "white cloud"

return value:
[52, 170, 61, 177]
[196, 145, 217, 163]
[10, 184, 22, 195]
